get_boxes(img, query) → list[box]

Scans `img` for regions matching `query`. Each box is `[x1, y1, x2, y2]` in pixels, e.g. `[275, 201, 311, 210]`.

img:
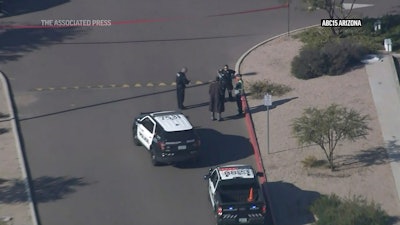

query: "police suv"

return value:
[204, 165, 267, 225]
[132, 111, 200, 166]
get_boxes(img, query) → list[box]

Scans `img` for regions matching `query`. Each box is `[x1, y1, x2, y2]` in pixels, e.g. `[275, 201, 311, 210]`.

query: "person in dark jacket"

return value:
[234, 74, 244, 116]
[219, 65, 235, 101]
[176, 67, 190, 110]
[209, 76, 225, 121]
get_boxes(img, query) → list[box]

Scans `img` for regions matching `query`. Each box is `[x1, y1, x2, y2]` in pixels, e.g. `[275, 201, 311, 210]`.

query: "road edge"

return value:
[0, 71, 39, 225]
[234, 25, 318, 225]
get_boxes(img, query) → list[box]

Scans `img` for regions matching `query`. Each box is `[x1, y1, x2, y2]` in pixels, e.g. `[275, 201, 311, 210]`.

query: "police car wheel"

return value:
[133, 135, 141, 146]
[150, 150, 161, 166]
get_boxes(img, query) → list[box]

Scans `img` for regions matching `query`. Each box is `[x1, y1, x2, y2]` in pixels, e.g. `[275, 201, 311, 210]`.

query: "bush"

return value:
[291, 39, 369, 79]
[310, 194, 391, 225]
[301, 155, 327, 168]
[291, 46, 327, 79]
[322, 39, 368, 75]
[246, 79, 292, 99]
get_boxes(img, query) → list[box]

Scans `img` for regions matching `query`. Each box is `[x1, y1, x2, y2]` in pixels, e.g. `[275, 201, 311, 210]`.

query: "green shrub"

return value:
[246, 80, 292, 99]
[322, 39, 368, 75]
[291, 38, 369, 79]
[310, 194, 391, 225]
[291, 46, 327, 79]
[293, 27, 334, 48]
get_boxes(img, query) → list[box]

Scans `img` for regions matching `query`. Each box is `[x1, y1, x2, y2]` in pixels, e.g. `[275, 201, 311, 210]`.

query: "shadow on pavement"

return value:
[249, 96, 298, 114]
[0, 176, 91, 203]
[18, 83, 209, 121]
[49, 33, 263, 45]
[265, 181, 320, 225]
[0, 127, 9, 134]
[0, 27, 87, 63]
[241, 72, 257, 76]
[1, 0, 70, 18]
[175, 128, 253, 169]
[186, 101, 209, 110]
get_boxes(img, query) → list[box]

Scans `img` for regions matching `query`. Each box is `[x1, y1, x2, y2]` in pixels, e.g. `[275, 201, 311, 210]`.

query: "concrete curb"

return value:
[234, 24, 320, 175]
[0, 71, 39, 225]
[235, 25, 319, 74]
[234, 25, 318, 225]
[388, 55, 400, 99]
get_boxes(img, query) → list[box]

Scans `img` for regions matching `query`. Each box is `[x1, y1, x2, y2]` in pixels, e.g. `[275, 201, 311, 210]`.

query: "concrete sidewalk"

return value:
[0, 71, 36, 225]
[366, 55, 400, 202]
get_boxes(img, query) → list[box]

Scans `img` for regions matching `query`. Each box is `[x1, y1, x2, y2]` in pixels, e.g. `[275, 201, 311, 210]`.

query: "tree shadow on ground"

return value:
[249, 96, 298, 114]
[1, 0, 70, 18]
[0, 176, 91, 203]
[0, 127, 9, 134]
[175, 128, 253, 169]
[335, 140, 400, 171]
[264, 181, 320, 225]
[0, 26, 87, 63]
[0, 112, 9, 118]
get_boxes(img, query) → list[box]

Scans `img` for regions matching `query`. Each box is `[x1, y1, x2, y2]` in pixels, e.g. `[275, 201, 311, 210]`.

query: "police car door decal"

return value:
[143, 127, 154, 149]
[209, 171, 217, 207]
[137, 124, 149, 148]
[137, 118, 154, 149]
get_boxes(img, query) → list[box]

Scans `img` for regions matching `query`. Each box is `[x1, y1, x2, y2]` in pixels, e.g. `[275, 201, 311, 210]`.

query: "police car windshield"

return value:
[164, 129, 195, 141]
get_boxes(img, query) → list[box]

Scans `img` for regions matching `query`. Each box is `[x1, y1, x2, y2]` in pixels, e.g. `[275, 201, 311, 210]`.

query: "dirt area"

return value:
[240, 35, 400, 225]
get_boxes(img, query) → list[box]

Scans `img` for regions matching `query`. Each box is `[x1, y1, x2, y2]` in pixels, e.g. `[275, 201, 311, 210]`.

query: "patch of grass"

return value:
[302, 155, 328, 168]
[246, 79, 292, 99]
[292, 27, 334, 49]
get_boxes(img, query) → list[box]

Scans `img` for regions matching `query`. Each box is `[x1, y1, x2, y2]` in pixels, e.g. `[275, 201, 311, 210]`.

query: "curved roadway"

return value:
[1, 0, 398, 224]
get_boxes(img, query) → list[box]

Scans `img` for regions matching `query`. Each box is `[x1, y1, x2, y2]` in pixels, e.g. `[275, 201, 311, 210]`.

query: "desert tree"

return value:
[303, 0, 357, 36]
[292, 104, 370, 171]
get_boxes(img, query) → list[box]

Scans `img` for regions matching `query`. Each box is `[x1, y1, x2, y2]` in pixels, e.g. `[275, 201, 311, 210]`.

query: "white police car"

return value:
[132, 111, 201, 166]
[204, 165, 266, 225]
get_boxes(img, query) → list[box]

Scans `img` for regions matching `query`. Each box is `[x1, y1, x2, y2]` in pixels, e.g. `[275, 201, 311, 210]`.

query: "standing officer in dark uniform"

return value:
[176, 67, 190, 110]
[234, 74, 244, 116]
[220, 65, 235, 101]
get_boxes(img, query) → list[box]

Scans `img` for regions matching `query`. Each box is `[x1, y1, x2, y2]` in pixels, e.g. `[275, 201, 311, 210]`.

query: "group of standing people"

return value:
[209, 65, 243, 121]
[175, 65, 243, 121]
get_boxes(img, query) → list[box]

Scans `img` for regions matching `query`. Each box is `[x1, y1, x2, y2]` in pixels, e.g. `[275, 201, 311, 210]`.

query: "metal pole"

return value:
[287, 0, 290, 36]
[267, 105, 270, 154]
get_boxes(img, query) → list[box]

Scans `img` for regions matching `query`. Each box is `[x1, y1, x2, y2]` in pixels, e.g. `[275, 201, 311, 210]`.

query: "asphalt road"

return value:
[1, 0, 398, 225]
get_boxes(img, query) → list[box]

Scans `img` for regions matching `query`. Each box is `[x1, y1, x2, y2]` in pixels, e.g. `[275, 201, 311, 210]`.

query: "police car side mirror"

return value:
[256, 172, 264, 177]
[203, 174, 210, 180]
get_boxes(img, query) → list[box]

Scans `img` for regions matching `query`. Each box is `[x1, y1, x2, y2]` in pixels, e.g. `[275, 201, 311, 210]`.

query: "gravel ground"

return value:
[240, 35, 400, 225]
